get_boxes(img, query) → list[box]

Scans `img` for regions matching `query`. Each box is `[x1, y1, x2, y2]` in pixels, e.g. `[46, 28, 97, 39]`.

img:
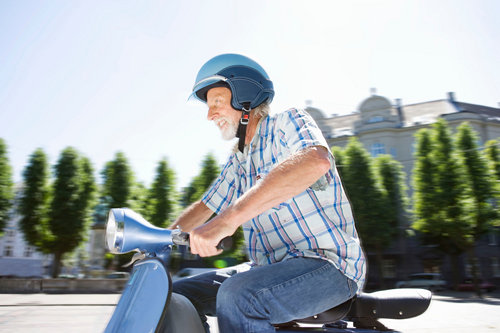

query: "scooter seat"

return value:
[291, 288, 431, 326]
[347, 288, 432, 320]
[293, 297, 355, 324]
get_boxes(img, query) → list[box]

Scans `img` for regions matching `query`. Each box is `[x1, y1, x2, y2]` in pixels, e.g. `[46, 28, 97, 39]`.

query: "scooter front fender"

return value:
[105, 258, 171, 333]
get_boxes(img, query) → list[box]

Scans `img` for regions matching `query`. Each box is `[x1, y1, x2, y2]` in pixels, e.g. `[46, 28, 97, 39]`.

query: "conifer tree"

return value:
[412, 119, 469, 286]
[18, 148, 51, 250]
[342, 138, 389, 286]
[148, 158, 177, 227]
[48, 148, 96, 277]
[412, 129, 439, 233]
[101, 152, 134, 209]
[0, 139, 14, 235]
[456, 123, 498, 293]
[182, 153, 220, 206]
[484, 140, 500, 182]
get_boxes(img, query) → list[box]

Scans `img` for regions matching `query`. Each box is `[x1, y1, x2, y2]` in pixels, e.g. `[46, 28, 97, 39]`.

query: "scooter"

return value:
[104, 208, 432, 333]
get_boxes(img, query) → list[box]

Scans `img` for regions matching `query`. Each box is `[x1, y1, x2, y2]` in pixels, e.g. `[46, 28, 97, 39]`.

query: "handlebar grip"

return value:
[216, 236, 233, 251]
[174, 232, 232, 251]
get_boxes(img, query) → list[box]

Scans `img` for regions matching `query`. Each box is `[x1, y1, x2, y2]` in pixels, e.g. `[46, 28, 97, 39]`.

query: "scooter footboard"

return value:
[105, 258, 171, 333]
[348, 288, 432, 320]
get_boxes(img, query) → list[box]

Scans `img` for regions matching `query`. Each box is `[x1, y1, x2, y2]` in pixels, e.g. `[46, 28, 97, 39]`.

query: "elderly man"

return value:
[170, 53, 366, 333]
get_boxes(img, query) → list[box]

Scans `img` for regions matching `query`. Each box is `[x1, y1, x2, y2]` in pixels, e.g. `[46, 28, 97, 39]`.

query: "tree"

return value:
[18, 148, 51, 250]
[147, 158, 177, 227]
[0, 139, 14, 235]
[48, 148, 96, 277]
[341, 138, 391, 287]
[374, 154, 409, 232]
[412, 119, 469, 287]
[101, 152, 134, 209]
[456, 123, 498, 294]
[181, 153, 221, 206]
[100, 152, 137, 269]
[484, 140, 500, 193]
[412, 129, 438, 232]
[330, 146, 346, 179]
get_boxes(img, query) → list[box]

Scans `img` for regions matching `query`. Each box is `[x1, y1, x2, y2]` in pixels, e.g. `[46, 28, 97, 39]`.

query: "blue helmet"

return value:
[189, 53, 274, 110]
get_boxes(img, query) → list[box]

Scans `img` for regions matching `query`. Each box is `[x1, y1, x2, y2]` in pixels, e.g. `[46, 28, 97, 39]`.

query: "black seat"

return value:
[277, 288, 432, 330]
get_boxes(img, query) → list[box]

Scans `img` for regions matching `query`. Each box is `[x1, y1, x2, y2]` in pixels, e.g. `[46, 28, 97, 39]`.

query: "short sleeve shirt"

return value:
[202, 108, 366, 289]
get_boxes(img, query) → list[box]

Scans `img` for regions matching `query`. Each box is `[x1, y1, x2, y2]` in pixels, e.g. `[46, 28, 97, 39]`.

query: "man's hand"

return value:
[189, 213, 235, 257]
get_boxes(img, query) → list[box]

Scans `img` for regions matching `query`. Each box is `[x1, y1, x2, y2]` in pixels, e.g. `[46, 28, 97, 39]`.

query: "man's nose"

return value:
[207, 107, 216, 121]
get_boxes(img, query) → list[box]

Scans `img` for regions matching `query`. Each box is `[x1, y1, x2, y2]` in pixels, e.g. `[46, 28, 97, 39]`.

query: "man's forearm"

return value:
[218, 146, 331, 231]
[169, 200, 213, 232]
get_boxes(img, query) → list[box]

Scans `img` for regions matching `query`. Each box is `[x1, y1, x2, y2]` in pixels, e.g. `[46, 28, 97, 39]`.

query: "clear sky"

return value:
[1, 0, 499, 189]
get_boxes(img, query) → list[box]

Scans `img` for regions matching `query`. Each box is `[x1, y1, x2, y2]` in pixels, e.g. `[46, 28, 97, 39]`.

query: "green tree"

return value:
[0, 139, 14, 235]
[456, 123, 498, 293]
[342, 138, 390, 287]
[412, 118, 469, 287]
[484, 140, 500, 186]
[147, 158, 177, 227]
[18, 148, 51, 250]
[101, 152, 134, 209]
[182, 153, 220, 206]
[100, 152, 137, 269]
[48, 148, 96, 277]
[330, 146, 346, 179]
[412, 129, 438, 231]
[374, 154, 409, 233]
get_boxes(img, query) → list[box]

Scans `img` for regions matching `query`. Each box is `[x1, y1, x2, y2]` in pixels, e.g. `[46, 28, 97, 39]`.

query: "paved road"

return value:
[0, 291, 499, 332]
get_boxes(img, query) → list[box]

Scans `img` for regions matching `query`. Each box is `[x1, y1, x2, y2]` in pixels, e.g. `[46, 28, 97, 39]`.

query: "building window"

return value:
[465, 257, 480, 278]
[390, 147, 397, 158]
[24, 247, 33, 258]
[371, 143, 386, 157]
[492, 257, 500, 277]
[382, 259, 396, 278]
[368, 116, 384, 123]
[3, 246, 13, 257]
[488, 232, 497, 246]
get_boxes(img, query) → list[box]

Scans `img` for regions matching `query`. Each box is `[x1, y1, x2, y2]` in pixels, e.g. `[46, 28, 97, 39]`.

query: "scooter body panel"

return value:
[105, 258, 171, 333]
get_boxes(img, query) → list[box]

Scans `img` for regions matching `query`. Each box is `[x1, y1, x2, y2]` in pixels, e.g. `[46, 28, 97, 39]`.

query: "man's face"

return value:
[206, 87, 240, 141]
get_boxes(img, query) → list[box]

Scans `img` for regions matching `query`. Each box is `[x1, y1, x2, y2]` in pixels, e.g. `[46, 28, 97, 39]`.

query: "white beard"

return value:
[214, 117, 238, 141]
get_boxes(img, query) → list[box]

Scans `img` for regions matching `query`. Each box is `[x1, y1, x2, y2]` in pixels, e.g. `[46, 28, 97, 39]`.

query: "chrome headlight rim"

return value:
[106, 208, 125, 254]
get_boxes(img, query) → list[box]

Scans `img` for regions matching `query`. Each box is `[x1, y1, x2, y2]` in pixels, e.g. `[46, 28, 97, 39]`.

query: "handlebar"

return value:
[172, 231, 233, 251]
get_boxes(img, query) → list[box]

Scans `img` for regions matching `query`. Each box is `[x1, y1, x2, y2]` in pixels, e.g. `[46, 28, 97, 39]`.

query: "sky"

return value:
[1, 0, 499, 189]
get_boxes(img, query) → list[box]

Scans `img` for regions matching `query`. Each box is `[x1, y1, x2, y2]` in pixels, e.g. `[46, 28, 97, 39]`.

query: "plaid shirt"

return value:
[202, 108, 366, 289]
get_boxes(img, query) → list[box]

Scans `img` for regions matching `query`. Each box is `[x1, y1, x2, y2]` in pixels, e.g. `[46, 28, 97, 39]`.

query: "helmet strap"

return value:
[236, 103, 251, 153]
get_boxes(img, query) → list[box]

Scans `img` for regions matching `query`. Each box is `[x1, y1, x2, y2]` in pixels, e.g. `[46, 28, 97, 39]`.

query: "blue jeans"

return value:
[172, 257, 358, 333]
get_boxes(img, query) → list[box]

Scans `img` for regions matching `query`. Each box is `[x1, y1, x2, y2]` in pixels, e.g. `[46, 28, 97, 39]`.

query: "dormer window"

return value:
[368, 116, 384, 123]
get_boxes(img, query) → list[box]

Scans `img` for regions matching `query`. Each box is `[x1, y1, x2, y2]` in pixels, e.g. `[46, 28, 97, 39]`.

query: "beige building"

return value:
[307, 92, 500, 188]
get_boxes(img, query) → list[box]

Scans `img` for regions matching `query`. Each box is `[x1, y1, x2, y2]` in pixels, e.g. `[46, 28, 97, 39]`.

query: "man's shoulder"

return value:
[270, 108, 304, 123]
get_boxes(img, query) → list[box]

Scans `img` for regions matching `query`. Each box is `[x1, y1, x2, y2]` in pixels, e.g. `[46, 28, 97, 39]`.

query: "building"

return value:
[309, 92, 500, 187]
[306, 92, 500, 288]
[0, 191, 50, 278]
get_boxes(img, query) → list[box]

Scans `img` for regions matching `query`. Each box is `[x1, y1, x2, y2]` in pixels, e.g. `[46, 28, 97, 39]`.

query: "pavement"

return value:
[0, 291, 499, 332]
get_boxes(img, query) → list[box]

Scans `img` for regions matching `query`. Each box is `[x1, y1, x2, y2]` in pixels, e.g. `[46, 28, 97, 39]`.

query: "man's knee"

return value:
[217, 273, 267, 316]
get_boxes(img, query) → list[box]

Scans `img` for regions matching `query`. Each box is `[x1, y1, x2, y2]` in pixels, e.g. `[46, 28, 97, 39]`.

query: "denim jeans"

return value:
[172, 257, 358, 333]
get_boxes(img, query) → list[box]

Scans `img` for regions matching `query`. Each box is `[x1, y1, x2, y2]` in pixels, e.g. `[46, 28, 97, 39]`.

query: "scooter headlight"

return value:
[106, 209, 124, 254]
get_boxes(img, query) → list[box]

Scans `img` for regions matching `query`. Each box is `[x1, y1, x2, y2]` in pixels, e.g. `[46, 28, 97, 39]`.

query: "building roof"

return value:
[455, 102, 500, 118]
[315, 94, 500, 137]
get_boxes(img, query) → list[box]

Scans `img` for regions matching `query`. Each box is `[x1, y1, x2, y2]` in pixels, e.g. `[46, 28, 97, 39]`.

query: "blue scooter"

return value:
[104, 208, 431, 333]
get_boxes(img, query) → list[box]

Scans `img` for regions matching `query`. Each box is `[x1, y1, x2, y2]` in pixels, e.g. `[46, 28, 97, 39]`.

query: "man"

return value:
[170, 53, 366, 332]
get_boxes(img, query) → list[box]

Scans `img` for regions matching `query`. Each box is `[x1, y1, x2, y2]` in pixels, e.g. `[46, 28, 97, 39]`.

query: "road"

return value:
[0, 291, 498, 332]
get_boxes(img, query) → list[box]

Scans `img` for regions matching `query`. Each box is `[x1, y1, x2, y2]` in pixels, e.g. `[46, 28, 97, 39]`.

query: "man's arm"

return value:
[189, 145, 331, 257]
[169, 200, 214, 232]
